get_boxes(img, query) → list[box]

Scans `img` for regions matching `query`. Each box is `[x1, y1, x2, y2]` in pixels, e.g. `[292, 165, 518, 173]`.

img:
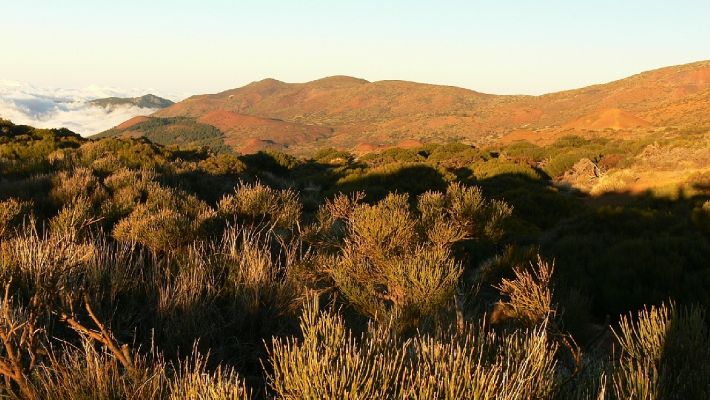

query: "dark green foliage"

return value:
[96, 117, 232, 153]
[89, 94, 174, 109]
[544, 200, 710, 316]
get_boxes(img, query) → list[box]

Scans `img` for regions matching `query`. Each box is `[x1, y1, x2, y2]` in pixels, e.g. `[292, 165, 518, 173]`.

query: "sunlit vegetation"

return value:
[0, 119, 708, 398]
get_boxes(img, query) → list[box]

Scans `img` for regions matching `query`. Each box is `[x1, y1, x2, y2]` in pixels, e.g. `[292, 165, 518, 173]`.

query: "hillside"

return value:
[2, 117, 709, 398]
[102, 61, 710, 154]
[90, 94, 174, 109]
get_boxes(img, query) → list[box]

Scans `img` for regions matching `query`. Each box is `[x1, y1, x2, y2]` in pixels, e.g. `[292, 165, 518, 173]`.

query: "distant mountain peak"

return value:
[308, 75, 370, 87]
[90, 94, 174, 109]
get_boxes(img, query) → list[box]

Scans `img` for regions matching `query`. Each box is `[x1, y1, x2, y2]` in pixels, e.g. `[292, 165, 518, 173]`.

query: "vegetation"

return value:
[95, 117, 232, 153]
[0, 119, 708, 398]
[89, 94, 174, 109]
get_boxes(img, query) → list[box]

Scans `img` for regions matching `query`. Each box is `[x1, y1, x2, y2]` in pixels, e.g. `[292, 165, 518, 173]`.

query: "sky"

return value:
[1, 0, 709, 97]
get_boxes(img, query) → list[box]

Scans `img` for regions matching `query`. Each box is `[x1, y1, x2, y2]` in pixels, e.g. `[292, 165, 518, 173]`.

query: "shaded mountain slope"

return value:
[90, 94, 174, 109]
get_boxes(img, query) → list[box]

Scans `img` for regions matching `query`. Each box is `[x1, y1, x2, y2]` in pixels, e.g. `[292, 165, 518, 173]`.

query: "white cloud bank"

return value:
[0, 81, 179, 136]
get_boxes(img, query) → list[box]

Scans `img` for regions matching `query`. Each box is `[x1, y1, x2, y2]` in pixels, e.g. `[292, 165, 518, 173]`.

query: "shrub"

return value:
[313, 148, 354, 164]
[471, 158, 542, 181]
[49, 196, 99, 241]
[419, 182, 513, 242]
[403, 322, 558, 400]
[113, 186, 216, 252]
[612, 303, 710, 400]
[268, 296, 559, 400]
[31, 339, 168, 400]
[493, 256, 556, 327]
[49, 167, 107, 207]
[169, 350, 252, 400]
[329, 186, 510, 328]
[0, 198, 33, 239]
[267, 297, 406, 399]
[198, 152, 247, 175]
[218, 182, 301, 229]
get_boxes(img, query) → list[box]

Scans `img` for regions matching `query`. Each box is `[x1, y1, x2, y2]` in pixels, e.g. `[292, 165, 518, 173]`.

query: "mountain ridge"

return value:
[101, 60, 710, 154]
[90, 94, 174, 109]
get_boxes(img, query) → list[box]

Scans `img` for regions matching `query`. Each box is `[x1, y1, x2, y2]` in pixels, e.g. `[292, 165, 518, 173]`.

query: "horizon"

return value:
[2, 1, 709, 96]
[1, 58, 707, 136]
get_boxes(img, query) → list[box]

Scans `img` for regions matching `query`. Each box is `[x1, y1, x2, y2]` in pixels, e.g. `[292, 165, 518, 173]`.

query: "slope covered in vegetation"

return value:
[1, 120, 709, 399]
[90, 94, 174, 109]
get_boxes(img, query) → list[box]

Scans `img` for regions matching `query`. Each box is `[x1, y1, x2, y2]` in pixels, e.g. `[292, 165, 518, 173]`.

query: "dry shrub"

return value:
[169, 350, 252, 400]
[267, 296, 405, 399]
[0, 198, 32, 240]
[418, 182, 512, 242]
[0, 228, 95, 306]
[268, 296, 559, 400]
[221, 227, 282, 313]
[49, 195, 100, 241]
[330, 185, 511, 329]
[494, 256, 556, 328]
[218, 182, 301, 229]
[612, 303, 710, 400]
[113, 186, 216, 252]
[32, 339, 167, 400]
[303, 192, 365, 250]
[153, 224, 303, 350]
[50, 167, 106, 206]
[0, 226, 144, 313]
[155, 246, 221, 333]
[403, 322, 559, 400]
[33, 327, 250, 400]
[0, 288, 43, 400]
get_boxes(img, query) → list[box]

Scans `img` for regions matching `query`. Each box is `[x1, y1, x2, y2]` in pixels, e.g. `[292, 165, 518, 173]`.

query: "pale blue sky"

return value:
[2, 0, 709, 97]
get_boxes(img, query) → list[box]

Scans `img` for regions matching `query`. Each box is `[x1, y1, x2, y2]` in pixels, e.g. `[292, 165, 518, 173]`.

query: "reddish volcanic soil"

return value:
[562, 108, 652, 130]
[397, 139, 424, 149]
[197, 110, 332, 149]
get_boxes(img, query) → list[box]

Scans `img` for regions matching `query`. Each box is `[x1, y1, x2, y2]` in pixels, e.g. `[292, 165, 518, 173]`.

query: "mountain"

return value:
[102, 61, 710, 154]
[90, 94, 174, 109]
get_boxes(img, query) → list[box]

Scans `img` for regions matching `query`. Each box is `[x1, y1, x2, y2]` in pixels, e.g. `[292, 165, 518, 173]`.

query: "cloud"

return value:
[0, 81, 180, 136]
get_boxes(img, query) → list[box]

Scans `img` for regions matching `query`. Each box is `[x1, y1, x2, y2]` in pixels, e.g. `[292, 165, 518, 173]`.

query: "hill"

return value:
[102, 61, 710, 154]
[90, 94, 174, 109]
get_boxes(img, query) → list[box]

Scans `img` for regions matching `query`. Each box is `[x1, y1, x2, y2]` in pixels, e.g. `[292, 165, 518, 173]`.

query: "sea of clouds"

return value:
[0, 80, 179, 136]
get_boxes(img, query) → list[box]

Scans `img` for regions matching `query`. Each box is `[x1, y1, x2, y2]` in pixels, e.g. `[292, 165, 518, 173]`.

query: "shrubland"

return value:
[0, 119, 708, 399]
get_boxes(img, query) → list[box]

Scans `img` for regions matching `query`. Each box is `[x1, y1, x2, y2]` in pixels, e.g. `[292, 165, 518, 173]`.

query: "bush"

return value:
[50, 167, 107, 207]
[329, 185, 511, 328]
[218, 182, 301, 229]
[493, 257, 556, 328]
[268, 296, 559, 400]
[113, 186, 216, 251]
[0, 198, 33, 239]
[612, 303, 710, 400]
